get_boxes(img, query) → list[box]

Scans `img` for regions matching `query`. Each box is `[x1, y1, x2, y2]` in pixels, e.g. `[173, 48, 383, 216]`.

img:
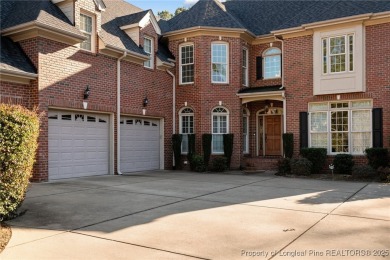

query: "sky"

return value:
[127, 0, 199, 15]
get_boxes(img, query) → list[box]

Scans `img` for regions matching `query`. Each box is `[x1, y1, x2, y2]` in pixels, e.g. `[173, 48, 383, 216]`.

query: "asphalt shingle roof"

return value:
[0, 36, 37, 75]
[163, 0, 245, 33]
[0, 0, 84, 38]
[157, 39, 175, 63]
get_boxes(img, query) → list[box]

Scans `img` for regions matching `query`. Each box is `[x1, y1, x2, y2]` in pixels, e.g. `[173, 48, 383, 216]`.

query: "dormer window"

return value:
[80, 13, 94, 52]
[143, 37, 154, 69]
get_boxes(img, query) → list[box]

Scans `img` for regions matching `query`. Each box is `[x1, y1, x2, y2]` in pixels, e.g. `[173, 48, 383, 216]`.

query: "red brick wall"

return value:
[0, 81, 33, 108]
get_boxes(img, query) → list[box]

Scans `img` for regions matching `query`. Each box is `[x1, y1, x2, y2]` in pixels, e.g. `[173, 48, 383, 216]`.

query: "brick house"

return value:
[0, 0, 389, 181]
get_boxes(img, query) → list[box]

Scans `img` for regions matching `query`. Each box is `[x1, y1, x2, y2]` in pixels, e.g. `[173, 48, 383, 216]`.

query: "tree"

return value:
[174, 7, 187, 16]
[157, 10, 173, 21]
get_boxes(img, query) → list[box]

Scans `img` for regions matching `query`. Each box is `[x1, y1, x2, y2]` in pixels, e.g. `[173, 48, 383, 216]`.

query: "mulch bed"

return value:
[0, 222, 12, 253]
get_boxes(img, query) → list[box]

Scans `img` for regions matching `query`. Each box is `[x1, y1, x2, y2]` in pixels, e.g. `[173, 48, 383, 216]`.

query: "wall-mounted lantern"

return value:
[83, 85, 90, 109]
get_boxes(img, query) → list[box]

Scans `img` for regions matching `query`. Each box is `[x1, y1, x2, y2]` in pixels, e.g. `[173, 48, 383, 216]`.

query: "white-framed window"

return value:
[211, 42, 228, 83]
[322, 34, 354, 74]
[179, 107, 194, 154]
[143, 37, 154, 69]
[180, 44, 194, 84]
[212, 107, 229, 153]
[309, 100, 372, 154]
[242, 48, 248, 86]
[263, 48, 281, 79]
[243, 108, 249, 153]
[80, 13, 94, 52]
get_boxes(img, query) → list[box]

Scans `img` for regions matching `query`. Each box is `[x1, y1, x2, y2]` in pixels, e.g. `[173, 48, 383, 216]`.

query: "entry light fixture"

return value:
[83, 85, 90, 110]
[143, 97, 149, 107]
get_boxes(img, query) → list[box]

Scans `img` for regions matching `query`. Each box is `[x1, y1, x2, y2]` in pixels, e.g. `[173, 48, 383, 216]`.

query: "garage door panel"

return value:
[48, 110, 109, 180]
[120, 117, 160, 173]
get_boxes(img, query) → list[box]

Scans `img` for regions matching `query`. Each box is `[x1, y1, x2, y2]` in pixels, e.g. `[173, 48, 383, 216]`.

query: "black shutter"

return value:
[256, 56, 263, 80]
[300, 112, 308, 149]
[372, 108, 383, 148]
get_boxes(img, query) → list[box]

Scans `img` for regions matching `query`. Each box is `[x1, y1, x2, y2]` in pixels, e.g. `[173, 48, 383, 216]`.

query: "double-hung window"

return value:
[242, 48, 248, 86]
[80, 13, 94, 51]
[180, 44, 194, 84]
[144, 37, 153, 69]
[180, 108, 194, 153]
[211, 43, 228, 83]
[263, 48, 281, 79]
[322, 34, 354, 74]
[212, 107, 229, 153]
[309, 100, 372, 154]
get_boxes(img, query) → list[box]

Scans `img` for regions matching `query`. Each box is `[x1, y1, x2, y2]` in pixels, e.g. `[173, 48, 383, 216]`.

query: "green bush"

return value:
[377, 166, 390, 182]
[190, 154, 206, 172]
[187, 134, 196, 170]
[172, 134, 182, 170]
[277, 158, 291, 176]
[223, 134, 234, 169]
[352, 165, 377, 180]
[283, 133, 294, 158]
[202, 134, 212, 169]
[300, 148, 327, 174]
[0, 104, 39, 221]
[211, 157, 227, 172]
[333, 154, 354, 175]
[365, 148, 389, 169]
[290, 158, 312, 176]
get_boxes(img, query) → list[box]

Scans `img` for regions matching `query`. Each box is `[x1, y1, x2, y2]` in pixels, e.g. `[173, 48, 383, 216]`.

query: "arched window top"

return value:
[212, 107, 228, 114]
[180, 107, 194, 114]
[243, 108, 250, 116]
[263, 48, 281, 56]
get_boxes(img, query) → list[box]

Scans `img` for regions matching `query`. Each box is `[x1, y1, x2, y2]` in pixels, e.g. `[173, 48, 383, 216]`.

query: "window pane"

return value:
[212, 134, 223, 153]
[309, 103, 328, 111]
[352, 110, 370, 132]
[322, 39, 327, 74]
[211, 44, 227, 82]
[311, 112, 327, 132]
[332, 132, 349, 153]
[349, 34, 353, 71]
[351, 132, 370, 154]
[182, 134, 189, 153]
[311, 133, 328, 148]
[80, 33, 91, 51]
[264, 55, 281, 79]
[351, 100, 371, 108]
[182, 64, 194, 83]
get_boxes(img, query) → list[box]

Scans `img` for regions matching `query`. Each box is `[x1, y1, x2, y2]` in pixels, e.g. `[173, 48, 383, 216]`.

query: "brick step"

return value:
[244, 157, 280, 171]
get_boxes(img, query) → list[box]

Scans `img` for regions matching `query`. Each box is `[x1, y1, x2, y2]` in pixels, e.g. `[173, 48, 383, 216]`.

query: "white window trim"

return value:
[211, 42, 229, 84]
[211, 106, 229, 154]
[263, 47, 281, 80]
[308, 100, 372, 155]
[242, 48, 249, 87]
[243, 108, 250, 154]
[321, 33, 354, 75]
[179, 43, 194, 85]
[79, 12, 95, 53]
[179, 107, 194, 154]
[143, 36, 154, 69]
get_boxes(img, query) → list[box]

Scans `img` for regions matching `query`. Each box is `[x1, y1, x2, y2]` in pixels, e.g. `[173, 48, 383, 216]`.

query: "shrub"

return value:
[365, 148, 389, 169]
[277, 158, 291, 176]
[191, 154, 206, 172]
[0, 104, 39, 221]
[300, 148, 327, 174]
[172, 134, 182, 170]
[352, 165, 377, 180]
[211, 157, 227, 172]
[187, 134, 196, 170]
[202, 134, 212, 169]
[377, 166, 390, 182]
[290, 158, 312, 176]
[283, 133, 294, 158]
[223, 134, 234, 169]
[333, 154, 354, 175]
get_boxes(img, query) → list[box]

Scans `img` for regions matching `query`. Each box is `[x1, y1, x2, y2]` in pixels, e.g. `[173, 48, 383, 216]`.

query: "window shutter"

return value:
[300, 112, 308, 149]
[256, 56, 263, 80]
[372, 108, 383, 148]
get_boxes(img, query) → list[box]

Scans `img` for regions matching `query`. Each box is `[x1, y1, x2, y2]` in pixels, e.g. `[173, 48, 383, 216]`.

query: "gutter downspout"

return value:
[275, 36, 286, 135]
[117, 51, 127, 175]
[166, 69, 176, 167]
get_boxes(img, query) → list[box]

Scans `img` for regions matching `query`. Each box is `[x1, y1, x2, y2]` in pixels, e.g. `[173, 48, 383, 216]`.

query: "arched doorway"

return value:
[256, 106, 283, 156]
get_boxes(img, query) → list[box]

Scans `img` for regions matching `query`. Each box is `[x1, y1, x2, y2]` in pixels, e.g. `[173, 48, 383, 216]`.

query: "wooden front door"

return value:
[265, 116, 282, 156]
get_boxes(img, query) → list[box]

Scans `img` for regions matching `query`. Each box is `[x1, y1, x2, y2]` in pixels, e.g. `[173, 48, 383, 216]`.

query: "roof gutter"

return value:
[116, 51, 127, 175]
[103, 43, 149, 60]
[0, 69, 38, 79]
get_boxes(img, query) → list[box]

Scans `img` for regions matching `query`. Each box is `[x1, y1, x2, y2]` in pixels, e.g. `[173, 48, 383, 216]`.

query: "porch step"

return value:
[244, 157, 280, 171]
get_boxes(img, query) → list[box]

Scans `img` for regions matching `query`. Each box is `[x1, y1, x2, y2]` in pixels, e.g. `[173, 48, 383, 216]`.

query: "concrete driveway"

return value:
[2, 171, 389, 259]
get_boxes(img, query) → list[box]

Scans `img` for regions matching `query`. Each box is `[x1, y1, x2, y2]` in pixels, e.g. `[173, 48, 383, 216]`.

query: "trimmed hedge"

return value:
[333, 154, 354, 175]
[290, 158, 312, 176]
[352, 165, 377, 180]
[191, 154, 206, 172]
[300, 148, 327, 174]
[172, 134, 182, 170]
[202, 134, 212, 169]
[223, 134, 234, 169]
[211, 157, 227, 172]
[0, 104, 39, 221]
[283, 133, 294, 158]
[277, 158, 291, 176]
[365, 148, 389, 169]
[187, 134, 196, 170]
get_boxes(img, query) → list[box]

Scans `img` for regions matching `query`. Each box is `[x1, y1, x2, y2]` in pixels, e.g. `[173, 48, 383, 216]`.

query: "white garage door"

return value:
[120, 117, 160, 172]
[48, 110, 110, 180]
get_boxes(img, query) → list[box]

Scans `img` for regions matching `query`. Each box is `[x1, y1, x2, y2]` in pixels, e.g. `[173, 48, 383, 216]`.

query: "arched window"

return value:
[263, 48, 281, 79]
[179, 107, 194, 153]
[243, 108, 250, 153]
[212, 107, 229, 153]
